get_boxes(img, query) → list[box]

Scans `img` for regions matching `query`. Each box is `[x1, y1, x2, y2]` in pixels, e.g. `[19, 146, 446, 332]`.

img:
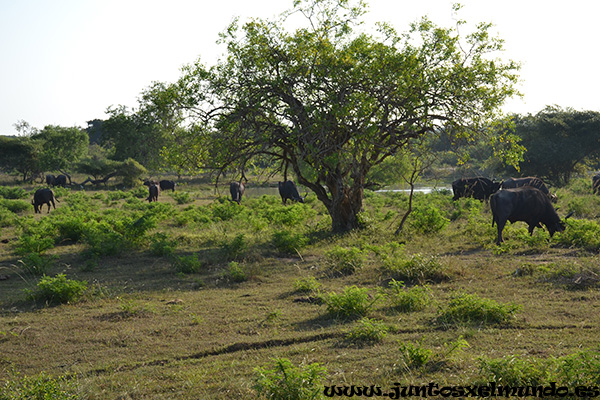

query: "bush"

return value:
[15, 234, 55, 256]
[436, 292, 521, 326]
[398, 339, 433, 371]
[224, 261, 247, 282]
[272, 230, 308, 254]
[221, 234, 248, 261]
[254, 358, 327, 400]
[16, 254, 56, 276]
[0, 186, 28, 199]
[172, 254, 203, 274]
[409, 205, 449, 234]
[0, 198, 31, 213]
[293, 276, 322, 294]
[26, 274, 88, 304]
[381, 254, 449, 284]
[170, 191, 194, 204]
[149, 232, 177, 256]
[343, 318, 388, 345]
[477, 355, 549, 386]
[386, 279, 431, 312]
[554, 219, 600, 251]
[324, 246, 366, 276]
[0, 372, 79, 400]
[323, 286, 377, 320]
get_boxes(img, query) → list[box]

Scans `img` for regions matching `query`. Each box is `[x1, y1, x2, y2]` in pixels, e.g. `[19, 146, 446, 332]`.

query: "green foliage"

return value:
[499, 107, 600, 185]
[221, 234, 248, 261]
[343, 318, 388, 345]
[272, 230, 309, 254]
[0, 207, 15, 227]
[174, 205, 213, 226]
[32, 125, 89, 172]
[554, 219, 600, 251]
[117, 158, 148, 187]
[380, 253, 449, 284]
[15, 234, 55, 256]
[170, 191, 194, 204]
[436, 292, 521, 326]
[409, 205, 449, 234]
[224, 261, 247, 283]
[477, 355, 549, 386]
[293, 276, 322, 294]
[149, 232, 177, 257]
[0, 372, 79, 400]
[398, 339, 433, 371]
[16, 254, 56, 276]
[172, 254, 203, 274]
[324, 246, 366, 275]
[254, 358, 327, 400]
[0, 186, 28, 199]
[323, 286, 377, 320]
[385, 280, 431, 312]
[0, 198, 31, 213]
[26, 274, 88, 304]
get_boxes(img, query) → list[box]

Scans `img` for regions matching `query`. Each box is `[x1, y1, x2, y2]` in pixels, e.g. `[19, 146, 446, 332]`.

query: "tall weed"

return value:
[254, 358, 327, 400]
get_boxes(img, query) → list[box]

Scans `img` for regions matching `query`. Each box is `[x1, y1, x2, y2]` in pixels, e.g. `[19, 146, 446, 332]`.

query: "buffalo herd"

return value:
[27, 172, 600, 245]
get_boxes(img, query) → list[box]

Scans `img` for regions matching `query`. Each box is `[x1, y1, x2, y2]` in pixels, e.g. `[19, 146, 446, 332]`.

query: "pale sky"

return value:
[1, 0, 598, 136]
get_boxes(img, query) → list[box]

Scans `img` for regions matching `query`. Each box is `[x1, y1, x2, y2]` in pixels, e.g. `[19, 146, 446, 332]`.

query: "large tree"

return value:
[171, 0, 521, 232]
[499, 106, 600, 186]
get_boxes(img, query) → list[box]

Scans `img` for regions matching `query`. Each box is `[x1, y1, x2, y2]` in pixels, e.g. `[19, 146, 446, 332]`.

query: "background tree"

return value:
[498, 106, 600, 186]
[31, 125, 89, 176]
[167, 0, 521, 232]
[0, 136, 42, 182]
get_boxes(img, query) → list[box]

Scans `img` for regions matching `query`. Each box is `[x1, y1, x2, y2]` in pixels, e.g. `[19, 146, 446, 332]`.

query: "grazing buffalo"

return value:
[159, 180, 176, 192]
[32, 188, 58, 213]
[53, 174, 68, 187]
[593, 174, 600, 194]
[278, 180, 304, 204]
[452, 177, 500, 201]
[46, 174, 56, 186]
[490, 186, 569, 244]
[501, 177, 556, 203]
[230, 181, 245, 204]
[146, 184, 159, 202]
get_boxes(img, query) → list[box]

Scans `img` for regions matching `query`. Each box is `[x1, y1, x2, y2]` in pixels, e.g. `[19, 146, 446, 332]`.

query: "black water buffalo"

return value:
[278, 180, 304, 204]
[53, 174, 67, 187]
[490, 186, 568, 244]
[45, 174, 56, 186]
[159, 180, 176, 192]
[146, 184, 159, 202]
[501, 177, 556, 202]
[452, 177, 500, 201]
[593, 174, 600, 194]
[230, 181, 245, 204]
[32, 188, 58, 213]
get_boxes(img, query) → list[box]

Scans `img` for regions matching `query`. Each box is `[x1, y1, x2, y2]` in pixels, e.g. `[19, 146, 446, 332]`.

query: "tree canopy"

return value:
[161, 0, 521, 232]
[499, 106, 600, 186]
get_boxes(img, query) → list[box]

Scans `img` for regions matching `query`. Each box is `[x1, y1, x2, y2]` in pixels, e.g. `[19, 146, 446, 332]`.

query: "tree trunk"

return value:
[326, 174, 364, 233]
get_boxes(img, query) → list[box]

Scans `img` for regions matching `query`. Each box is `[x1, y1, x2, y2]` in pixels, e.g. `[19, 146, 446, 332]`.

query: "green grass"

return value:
[1, 176, 600, 398]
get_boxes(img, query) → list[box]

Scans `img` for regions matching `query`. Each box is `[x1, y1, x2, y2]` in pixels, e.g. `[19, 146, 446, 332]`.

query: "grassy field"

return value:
[2, 176, 600, 399]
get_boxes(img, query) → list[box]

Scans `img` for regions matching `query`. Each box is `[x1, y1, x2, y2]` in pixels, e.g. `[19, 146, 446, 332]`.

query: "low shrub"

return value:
[272, 230, 308, 254]
[16, 254, 56, 276]
[324, 246, 366, 276]
[221, 234, 248, 261]
[436, 292, 521, 326]
[323, 286, 377, 320]
[15, 234, 55, 256]
[343, 317, 388, 345]
[254, 358, 327, 400]
[0, 186, 28, 199]
[0, 371, 79, 400]
[293, 276, 322, 294]
[172, 254, 203, 274]
[398, 339, 433, 371]
[554, 218, 600, 251]
[0, 198, 31, 213]
[381, 253, 449, 284]
[170, 191, 194, 204]
[409, 205, 449, 234]
[149, 232, 177, 257]
[385, 279, 431, 312]
[26, 274, 88, 304]
[224, 261, 247, 282]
